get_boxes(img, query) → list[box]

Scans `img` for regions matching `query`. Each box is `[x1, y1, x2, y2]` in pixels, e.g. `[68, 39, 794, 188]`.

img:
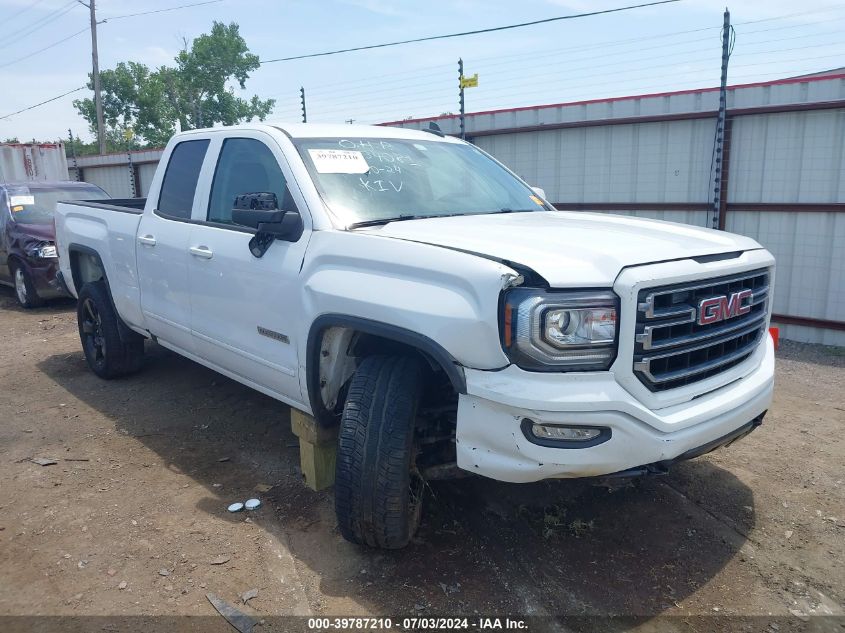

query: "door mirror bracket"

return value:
[231, 192, 304, 258]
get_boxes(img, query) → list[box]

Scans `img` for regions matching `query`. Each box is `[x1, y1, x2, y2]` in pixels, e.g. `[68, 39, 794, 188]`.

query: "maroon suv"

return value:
[0, 181, 108, 308]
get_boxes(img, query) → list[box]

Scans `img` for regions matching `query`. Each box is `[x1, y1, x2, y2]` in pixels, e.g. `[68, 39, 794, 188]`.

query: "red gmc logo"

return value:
[697, 290, 753, 325]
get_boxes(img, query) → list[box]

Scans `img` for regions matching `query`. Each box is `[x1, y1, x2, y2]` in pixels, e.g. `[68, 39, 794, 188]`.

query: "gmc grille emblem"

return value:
[697, 289, 753, 325]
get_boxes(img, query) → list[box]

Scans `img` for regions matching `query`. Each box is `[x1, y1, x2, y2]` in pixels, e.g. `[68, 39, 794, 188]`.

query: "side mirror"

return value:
[531, 186, 547, 200]
[231, 192, 304, 257]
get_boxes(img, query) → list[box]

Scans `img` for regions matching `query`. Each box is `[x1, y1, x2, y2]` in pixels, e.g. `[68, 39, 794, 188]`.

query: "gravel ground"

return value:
[0, 290, 842, 632]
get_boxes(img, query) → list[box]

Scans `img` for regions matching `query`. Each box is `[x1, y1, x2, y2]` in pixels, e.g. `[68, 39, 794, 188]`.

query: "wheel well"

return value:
[68, 246, 106, 294]
[307, 316, 465, 430]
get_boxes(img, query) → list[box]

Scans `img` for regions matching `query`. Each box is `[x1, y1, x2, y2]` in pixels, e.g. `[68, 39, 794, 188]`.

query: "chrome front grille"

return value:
[633, 269, 770, 392]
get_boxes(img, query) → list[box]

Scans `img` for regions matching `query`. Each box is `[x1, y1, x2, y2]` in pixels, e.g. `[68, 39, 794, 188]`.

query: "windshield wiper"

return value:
[347, 208, 538, 230]
[347, 215, 427, 229]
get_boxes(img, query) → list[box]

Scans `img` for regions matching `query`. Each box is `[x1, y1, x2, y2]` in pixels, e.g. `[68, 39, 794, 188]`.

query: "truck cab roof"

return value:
[173, 122, 460, 143]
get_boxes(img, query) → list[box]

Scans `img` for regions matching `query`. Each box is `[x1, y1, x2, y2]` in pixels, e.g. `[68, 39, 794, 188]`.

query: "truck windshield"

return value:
[6, 184, 109, 225]
[294, 137, 551, 227]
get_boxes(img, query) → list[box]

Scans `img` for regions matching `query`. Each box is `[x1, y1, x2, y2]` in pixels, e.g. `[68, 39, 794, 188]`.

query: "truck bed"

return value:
[55, 197, 147, 327]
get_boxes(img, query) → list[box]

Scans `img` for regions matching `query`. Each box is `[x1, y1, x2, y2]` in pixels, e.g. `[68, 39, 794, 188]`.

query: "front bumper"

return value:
[455, 335, 775, 483]
[27, 258, 67, 299]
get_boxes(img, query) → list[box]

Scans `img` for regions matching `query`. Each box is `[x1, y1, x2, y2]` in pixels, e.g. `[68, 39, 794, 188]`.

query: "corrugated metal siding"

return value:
[475, 119, 714, 205]
[391, 74, 845, 135]
[72, 148, 165, 198]
[727, 211, 845, 346]
[0, 143, 69, 182]
[729, 109, 845, 203]
[82, 165, 134, 198]
[75, 148, 164, 168]
[137, 163, 158, 197]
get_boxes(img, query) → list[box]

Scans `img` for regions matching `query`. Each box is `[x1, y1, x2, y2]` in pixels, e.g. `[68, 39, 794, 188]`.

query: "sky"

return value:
[0, 0, 843, 142]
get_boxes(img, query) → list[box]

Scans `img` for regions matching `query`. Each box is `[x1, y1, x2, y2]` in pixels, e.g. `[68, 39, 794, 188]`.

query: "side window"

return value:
[207, 138, 290, 224]
[157, 139, 210, 218]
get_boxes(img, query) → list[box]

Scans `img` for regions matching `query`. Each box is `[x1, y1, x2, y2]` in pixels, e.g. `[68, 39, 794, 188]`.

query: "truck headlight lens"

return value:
[545, 307, 616, 346]
[502, 289, 619, 371]
[30, 243, 58, 259]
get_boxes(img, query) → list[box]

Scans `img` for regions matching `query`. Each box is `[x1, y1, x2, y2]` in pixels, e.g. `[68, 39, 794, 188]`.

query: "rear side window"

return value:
[158, 139, 209, 218]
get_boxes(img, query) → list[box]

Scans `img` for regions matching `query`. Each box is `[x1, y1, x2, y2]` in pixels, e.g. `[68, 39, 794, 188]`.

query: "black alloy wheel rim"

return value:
[81, 298, 106, 365]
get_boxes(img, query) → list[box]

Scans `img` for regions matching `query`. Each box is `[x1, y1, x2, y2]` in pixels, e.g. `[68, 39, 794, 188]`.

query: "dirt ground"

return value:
[0, 288, 843, 632]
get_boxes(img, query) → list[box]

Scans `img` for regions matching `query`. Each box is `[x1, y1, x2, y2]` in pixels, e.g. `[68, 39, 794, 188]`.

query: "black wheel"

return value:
[12, 262, 44, 309]
[77, 281, 144, 379]
[335, 355, 425, 549]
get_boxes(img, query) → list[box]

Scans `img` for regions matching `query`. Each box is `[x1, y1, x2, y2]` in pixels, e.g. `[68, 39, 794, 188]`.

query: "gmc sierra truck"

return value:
[55, 123, 775, 549]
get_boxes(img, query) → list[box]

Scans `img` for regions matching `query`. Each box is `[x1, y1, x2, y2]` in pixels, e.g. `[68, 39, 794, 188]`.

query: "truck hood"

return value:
[365, 211, 762, 287]
[10, 222, 55, 242]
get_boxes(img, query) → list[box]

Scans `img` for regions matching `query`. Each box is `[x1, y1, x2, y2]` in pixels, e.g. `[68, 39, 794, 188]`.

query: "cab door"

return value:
[136, 139, 209, 353]
[186, 133, 310, 405]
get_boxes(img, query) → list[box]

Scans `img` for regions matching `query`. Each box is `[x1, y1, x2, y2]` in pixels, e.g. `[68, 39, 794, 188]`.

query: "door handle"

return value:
[189, 245, 213, 259]
[138, 234, 156, 246]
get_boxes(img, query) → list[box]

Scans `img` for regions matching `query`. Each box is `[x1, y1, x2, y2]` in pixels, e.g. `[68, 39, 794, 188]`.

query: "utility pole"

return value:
[300, 87, 307, 123]
[711, 7, 731, 230]
[458, 58, 465, 140]
[80, 0, 106, 155]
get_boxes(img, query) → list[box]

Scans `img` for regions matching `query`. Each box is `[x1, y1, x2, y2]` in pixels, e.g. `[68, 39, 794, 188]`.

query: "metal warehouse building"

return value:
[69, 71, 845, 345]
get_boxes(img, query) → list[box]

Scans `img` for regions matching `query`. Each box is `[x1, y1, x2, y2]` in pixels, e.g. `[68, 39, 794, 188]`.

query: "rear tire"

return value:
[12, 263, 44, 309]
[77, 281, 144, 379]
[335, 355, 425, 549]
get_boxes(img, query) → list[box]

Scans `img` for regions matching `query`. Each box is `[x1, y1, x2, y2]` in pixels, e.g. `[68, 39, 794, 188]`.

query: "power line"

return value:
[293, 11, 845, 99]
[5, 1, 843, 126]
[258, 0, 683, 64]
[98, 0, 224, 22]
[731, 38, 845, 58]
[4, 0, 47, 23]
[734, 3, 845, 26]
[0, 86, 85, 121]
[0, 0, 230, 71]
[312, 47, 845, 122]
[302, 34, 716, 99]
[302, 27, 845, 108]
[0, 1, 79, 50]
[738, 13, 845, 36]
[0, 27, 89, 70]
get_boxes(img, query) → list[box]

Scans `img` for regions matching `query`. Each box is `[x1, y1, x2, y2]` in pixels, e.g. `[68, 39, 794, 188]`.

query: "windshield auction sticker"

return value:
[10, 195, 35, 206]
[309, 149, 370, 174]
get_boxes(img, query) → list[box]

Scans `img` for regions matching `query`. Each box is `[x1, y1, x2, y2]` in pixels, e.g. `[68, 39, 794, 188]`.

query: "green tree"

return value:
[74, 22, 274, 148]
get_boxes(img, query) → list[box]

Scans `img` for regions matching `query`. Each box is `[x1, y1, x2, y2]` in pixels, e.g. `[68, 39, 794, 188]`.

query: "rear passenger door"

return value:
[137, 138, 209, 353]
[186, 132, 310, 406]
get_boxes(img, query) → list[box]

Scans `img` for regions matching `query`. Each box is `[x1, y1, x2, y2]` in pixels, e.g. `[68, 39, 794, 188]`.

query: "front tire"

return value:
[77, 281, 144, 379]
[12, 263, 44, 309]
[335, 355, 425, 549]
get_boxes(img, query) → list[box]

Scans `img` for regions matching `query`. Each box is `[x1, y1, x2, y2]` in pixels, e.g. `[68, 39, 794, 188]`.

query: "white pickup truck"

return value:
[55, 123, 775, 549]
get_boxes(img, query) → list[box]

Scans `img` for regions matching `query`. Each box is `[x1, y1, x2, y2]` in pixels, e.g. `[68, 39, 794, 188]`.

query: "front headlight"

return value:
[502, 288, 619, 371]
[30, 243, 58, 259]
